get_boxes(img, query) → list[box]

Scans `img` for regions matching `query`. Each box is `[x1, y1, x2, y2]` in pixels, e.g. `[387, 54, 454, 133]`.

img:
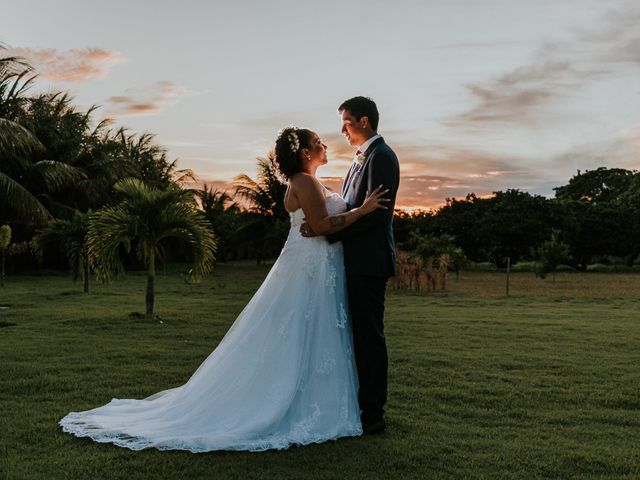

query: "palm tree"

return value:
[34, 211, 91, 292]
[0, 50, 48, 223]
[0, 117, 40, 153]
[115, 130, 195, 189]
[233, 154, 288, 263]
[88, 178, 217, 317]
[194, 185, 239, 262]
[0, 52, 86, 225]
[234, 154, 287, 219]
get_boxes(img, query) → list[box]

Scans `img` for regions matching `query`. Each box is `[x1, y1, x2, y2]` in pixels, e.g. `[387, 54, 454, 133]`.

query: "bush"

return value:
[466, 261, 498, 271]
[556, 264, 576, 272]
[510, 261, 538, 272]
[587, 263, 615, 272]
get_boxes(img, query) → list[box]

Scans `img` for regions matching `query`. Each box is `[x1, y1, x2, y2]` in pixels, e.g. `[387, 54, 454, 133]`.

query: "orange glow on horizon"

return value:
[184, 177, 499, 214]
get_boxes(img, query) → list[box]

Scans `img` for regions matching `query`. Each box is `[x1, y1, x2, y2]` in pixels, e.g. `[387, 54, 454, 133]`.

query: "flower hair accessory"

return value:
[276, 125, 300, 154]
[288, 131, 300, 154]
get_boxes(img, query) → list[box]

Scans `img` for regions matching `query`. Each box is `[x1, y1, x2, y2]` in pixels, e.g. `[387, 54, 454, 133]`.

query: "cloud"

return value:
[545, 128, 640, 177]
[321, 136, 545, 209]
[576, 6, 640, 64]
[106, 81, 187, 117]
[321, 172, 511, 211]
[623, 125, 640, 147]
[320, 132, 354, 159]
[451, 60, 604, 127]
[7, 46, 126, 82]
[449, 2, 639, 128]
[182, 178, 233, 192]
[434, 40, 531, 50]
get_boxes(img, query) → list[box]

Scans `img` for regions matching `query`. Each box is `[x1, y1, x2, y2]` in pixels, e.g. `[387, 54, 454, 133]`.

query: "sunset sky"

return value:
[4, 0, 639, 210]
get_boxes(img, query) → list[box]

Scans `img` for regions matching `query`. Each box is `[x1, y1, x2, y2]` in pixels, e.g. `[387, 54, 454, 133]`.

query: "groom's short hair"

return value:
[338, 96, 379, 131]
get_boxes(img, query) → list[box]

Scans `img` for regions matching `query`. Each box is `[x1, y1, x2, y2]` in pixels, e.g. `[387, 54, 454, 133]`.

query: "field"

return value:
[1, 264, 639, 479]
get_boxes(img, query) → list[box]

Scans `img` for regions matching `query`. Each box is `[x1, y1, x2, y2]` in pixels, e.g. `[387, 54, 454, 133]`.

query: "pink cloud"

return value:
[7, 46, 126, 82]
[320, 138, 541, 210]
[106, 81, 187, 117]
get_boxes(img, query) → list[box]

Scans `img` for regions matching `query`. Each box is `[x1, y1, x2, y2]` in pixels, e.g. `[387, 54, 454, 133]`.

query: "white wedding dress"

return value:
[59, 192, 362, 452]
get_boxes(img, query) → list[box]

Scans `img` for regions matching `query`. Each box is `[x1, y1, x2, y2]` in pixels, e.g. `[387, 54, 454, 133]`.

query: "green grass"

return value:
[1, 265, 640, 479]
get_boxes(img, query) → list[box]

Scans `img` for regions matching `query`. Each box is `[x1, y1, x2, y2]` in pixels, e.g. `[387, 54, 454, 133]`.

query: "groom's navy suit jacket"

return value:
[327, 136, 400, 278]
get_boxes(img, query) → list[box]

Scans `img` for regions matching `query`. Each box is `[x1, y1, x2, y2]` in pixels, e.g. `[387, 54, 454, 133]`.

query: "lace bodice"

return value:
[289, 192, 347, 230]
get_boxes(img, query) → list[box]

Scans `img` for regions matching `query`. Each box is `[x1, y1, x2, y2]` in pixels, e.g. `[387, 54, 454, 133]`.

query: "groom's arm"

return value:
[327, 152, 397, 244]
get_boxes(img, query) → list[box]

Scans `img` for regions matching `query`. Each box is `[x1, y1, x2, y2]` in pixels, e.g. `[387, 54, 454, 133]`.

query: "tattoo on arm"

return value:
[329, 215, 346, 227]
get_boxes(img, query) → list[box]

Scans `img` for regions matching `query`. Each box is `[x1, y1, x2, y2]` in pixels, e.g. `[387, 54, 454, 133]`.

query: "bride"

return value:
[59, 126, 389, 452]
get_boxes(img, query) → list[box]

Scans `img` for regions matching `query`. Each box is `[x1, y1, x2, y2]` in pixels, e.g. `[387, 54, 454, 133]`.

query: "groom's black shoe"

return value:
[362, 418, 386, 435]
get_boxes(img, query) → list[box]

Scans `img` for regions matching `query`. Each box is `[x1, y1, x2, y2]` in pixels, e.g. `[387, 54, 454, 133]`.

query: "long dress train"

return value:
[59, 192, 362, 452]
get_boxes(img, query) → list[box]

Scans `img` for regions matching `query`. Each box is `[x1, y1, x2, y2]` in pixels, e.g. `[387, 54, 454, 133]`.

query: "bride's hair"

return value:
[274, 126, 313, 180]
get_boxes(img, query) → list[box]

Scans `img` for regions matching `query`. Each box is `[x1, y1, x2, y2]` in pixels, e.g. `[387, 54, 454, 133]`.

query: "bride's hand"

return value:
[361, 185, 390, 215]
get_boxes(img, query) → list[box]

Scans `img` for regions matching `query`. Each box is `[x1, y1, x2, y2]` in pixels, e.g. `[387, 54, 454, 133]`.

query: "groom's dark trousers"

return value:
[346, 275, 389, 423]
[327, 136, 399, 423]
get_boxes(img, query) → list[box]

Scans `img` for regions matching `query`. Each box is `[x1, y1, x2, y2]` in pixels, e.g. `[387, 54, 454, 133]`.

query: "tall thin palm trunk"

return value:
[83, 251, 90, 293]
[146, 248, 155, 316]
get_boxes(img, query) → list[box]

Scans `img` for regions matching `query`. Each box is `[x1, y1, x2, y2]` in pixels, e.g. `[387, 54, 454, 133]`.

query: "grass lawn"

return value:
[1, 264, 639, 479]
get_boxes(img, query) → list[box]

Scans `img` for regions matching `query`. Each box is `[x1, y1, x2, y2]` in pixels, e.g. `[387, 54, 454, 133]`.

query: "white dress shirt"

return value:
[357, 134, 381, 155]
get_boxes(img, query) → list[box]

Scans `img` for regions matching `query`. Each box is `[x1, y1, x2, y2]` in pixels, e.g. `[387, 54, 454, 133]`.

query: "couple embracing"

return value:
[60, 96, 401, 452]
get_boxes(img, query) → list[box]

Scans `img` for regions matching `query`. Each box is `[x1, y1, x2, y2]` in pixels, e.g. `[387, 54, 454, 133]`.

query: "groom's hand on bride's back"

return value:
[300, 221, 318, 237]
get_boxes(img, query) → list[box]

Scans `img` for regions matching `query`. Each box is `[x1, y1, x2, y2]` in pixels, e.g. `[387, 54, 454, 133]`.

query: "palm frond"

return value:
[0, 118, 43, 153]
[31, 160, 87, 192]
[0, 171, 51, 221]
[87, 206, 135, 280]
[34, 212, 89, 281]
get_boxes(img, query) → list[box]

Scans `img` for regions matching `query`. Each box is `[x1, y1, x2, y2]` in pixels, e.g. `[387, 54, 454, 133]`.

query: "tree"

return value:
[449, 246, 467, 280]
[393, 209, 434, 251]
[552, 199, 637, 269]
[114, 130, 194, 190]
[234, 154, 288, 263]
[1, 89, 88, 226]
[485, 190, 552, 265]
[234, 154, 287, 219]
[432, 190, 552, 265]
[0, 51, 51, 224]
[0, 224, 10, 286]
[88, 178, 217, 317]
[34, 212, 91, 292]
[195, 185, 240, 262]
[431, 193, 492, 261]
[533, 230, 571, 283]
[554, 167, 638, 203]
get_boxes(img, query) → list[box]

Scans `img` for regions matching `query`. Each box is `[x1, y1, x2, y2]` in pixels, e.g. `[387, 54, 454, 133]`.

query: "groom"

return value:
[302, 96, 400, 435]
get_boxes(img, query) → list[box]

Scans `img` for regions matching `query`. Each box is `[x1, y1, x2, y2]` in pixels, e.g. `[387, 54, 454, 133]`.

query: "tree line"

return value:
[3, 48, 639, 306]
[394, 167, 640, 271]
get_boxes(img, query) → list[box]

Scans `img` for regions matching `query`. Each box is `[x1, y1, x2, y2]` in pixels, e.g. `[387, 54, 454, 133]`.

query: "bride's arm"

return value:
[292, 173, 388, 236]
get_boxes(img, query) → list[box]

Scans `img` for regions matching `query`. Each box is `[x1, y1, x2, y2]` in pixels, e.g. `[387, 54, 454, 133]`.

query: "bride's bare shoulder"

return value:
[290, 171, 314, 183]
[289, 173, 322, 191]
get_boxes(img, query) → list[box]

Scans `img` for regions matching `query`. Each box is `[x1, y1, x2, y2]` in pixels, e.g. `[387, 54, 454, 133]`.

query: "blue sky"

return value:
[3, 0, 639, 209]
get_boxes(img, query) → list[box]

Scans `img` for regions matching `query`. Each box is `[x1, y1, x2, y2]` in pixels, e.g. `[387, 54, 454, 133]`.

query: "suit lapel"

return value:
[363, 136, 384, 158]
[342, 162, 356, 197]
